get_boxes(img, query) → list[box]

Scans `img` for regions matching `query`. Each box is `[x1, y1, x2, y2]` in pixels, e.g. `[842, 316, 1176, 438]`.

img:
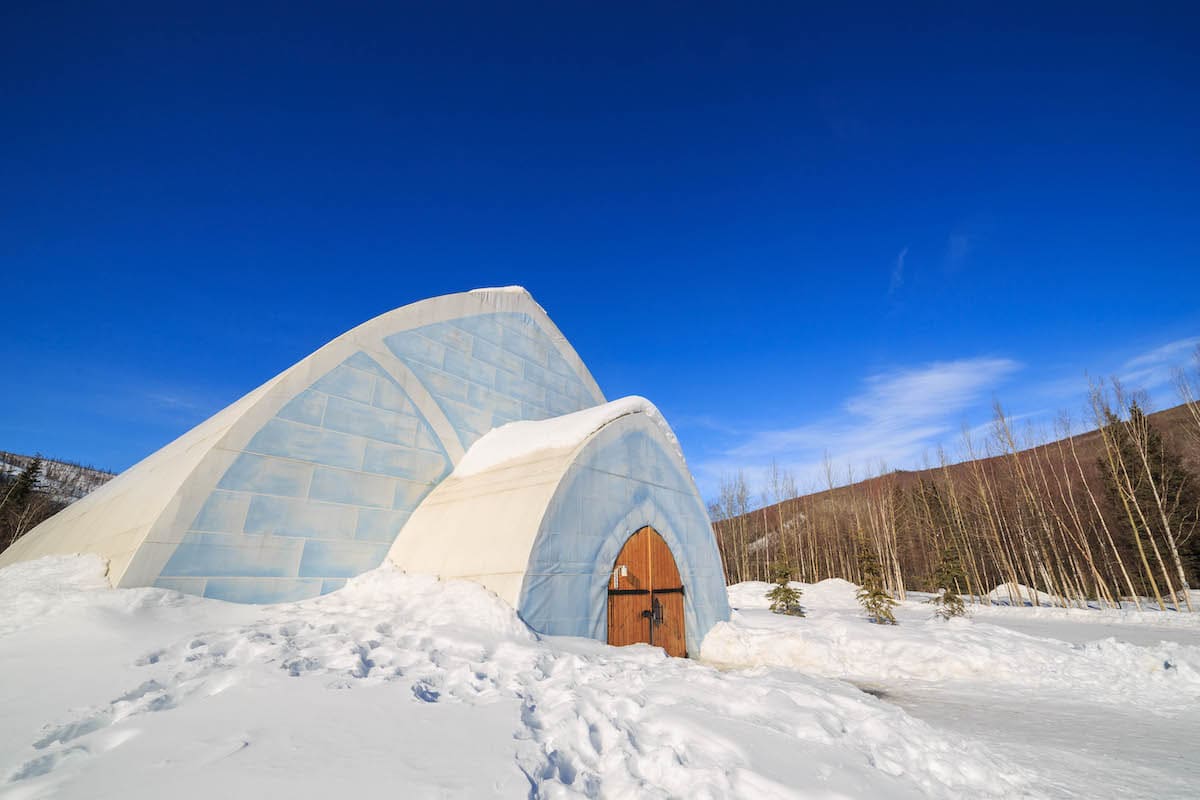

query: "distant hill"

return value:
[0, 452, 115, 503]
[801, 403, 1197, 508]
[712, 402, 1200, 608]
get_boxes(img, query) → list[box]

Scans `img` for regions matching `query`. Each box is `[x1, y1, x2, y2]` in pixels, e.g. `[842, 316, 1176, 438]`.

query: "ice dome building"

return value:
[0, 288, 729, 656]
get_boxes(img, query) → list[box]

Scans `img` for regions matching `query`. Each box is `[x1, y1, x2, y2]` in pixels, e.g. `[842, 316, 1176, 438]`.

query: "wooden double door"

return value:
[606, 526, 686, 657]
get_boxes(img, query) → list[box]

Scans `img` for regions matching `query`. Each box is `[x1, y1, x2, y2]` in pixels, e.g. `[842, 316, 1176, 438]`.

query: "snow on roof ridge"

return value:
[452, 396, 681, 478]
[468, 285, 529, 294]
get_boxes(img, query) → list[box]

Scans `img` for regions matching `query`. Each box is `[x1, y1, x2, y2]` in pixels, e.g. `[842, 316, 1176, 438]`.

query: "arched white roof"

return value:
[1, 288, 605, 603]
[387, 398, 730, 654]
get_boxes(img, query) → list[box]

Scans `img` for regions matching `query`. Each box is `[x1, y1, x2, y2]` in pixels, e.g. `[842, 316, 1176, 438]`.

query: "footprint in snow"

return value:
[7, 746, 90, 783]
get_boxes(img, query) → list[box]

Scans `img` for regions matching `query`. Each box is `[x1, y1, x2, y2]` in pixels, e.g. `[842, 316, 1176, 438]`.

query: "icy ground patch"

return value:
[709, 580, 1200, 798]
[1, 557, 1027, 799]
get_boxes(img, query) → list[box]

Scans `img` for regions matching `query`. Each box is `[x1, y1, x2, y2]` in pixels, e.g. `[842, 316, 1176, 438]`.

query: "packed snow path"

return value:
[2, 559, 1197, 798]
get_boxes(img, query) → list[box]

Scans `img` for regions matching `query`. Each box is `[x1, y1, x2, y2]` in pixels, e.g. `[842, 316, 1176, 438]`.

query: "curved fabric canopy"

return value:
[387, 399, 730, 654]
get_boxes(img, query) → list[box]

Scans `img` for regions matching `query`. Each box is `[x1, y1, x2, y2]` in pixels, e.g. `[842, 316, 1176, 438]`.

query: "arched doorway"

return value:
[606, 526, 686, 657]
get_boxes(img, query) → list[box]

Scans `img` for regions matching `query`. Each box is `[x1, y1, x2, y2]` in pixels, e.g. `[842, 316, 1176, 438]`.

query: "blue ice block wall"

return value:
[385, 312, 602, 451]
[517, 416, 731, 655]
[154, 352, 452, 602]
[151, 311, 604, 604]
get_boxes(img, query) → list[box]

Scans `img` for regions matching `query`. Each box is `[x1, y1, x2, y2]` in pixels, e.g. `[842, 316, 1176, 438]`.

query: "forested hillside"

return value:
[712, 387, 1200, 610]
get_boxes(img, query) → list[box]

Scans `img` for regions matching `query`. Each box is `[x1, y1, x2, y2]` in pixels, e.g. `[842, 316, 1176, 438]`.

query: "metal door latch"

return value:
[641, 596, 663, 626]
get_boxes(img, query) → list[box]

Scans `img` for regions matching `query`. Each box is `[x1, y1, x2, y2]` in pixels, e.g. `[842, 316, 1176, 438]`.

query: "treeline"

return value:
[0, 452, 115, 555]
[711, 372, 1200, 611]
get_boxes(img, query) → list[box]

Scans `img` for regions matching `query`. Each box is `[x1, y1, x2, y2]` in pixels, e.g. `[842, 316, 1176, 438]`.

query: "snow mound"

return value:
[0, 556, 1030, 798]
[0, 552, 111, 594]
[334, 567, 536, 643]
[725, 580, 777, 609]
[986, 582, 1064, 606]
[728, 578, 860, 610]
[452, 396, 682, 477]
[803, 578, 862, 608]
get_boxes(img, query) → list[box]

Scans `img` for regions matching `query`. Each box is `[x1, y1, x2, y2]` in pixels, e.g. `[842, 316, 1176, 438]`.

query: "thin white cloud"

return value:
[1124, 337, 1200, 368]
[699, 357, 1021, 493]
[1120, 336, 1200, 391]
[845, 358, 1019, 423]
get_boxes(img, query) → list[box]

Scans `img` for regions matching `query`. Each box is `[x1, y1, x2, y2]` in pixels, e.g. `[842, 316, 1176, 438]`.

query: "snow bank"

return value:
[0, 556, 1030, 798]
[970, 597, 1200, 629]
[979, 583, 1200, 613]
[453, 395, 682, 477]
[707, 582, 1200, 714]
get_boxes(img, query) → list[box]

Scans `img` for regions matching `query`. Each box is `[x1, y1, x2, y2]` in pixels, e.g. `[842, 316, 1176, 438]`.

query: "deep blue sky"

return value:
[4, 3, 1198, 496]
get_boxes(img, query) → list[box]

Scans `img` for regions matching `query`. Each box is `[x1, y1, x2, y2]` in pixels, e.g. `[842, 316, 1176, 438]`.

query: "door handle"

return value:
[640, 596, 664, 647]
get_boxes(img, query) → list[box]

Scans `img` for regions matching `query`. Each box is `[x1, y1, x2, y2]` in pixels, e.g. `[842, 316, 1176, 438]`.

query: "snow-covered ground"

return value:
[2, 558, 1198, 798]
[711, 580, 1200, 798]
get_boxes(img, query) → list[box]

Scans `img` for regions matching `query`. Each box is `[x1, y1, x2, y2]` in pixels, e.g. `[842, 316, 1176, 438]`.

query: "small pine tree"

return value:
[856, 544, 897, 624]
[765, 561, 805, 616]
[929, 543, 967, 619]
[5, 455, 42, 510]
